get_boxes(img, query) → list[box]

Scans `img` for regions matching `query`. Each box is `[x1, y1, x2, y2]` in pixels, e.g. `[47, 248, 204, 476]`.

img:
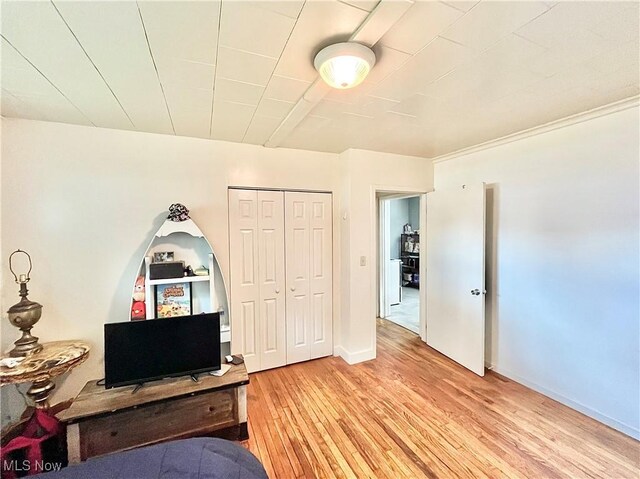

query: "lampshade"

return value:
[314, 42, 376, 90]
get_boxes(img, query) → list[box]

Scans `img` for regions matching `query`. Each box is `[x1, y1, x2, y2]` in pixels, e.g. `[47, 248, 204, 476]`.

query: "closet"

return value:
[228, 189, 333, 373]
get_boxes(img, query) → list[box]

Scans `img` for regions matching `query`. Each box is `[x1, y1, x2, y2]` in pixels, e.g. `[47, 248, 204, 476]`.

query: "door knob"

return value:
[471, 289, 481, 296]
[290, 286, 296, 292]
[275, 289, 280, 294]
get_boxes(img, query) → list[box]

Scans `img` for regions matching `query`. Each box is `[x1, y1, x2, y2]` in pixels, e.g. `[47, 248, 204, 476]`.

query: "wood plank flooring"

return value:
[242, 319, 639, 478]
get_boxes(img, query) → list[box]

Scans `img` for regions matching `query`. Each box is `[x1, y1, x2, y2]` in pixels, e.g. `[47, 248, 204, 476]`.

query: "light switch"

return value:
[360, 256, 366, 266]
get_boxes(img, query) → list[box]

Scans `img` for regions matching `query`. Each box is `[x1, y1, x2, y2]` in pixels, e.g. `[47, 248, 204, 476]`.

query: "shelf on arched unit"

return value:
[129, 207, 230, 346]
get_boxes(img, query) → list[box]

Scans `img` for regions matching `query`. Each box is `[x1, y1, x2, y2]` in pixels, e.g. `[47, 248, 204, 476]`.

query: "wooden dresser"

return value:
[57, 363, 249, 463]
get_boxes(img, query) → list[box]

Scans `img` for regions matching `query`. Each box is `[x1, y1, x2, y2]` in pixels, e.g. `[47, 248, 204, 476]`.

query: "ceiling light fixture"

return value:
[314, 42, 376, 90]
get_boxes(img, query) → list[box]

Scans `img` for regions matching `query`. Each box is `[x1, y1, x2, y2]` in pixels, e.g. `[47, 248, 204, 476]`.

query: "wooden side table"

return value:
[0, 341, 90, 409]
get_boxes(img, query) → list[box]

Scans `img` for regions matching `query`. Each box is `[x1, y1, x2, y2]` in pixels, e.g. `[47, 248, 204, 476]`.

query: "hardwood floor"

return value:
[243, 319, 639, 478]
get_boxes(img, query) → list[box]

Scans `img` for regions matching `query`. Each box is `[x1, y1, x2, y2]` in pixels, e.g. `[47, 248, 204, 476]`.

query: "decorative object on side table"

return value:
[6, 250, 43, 357]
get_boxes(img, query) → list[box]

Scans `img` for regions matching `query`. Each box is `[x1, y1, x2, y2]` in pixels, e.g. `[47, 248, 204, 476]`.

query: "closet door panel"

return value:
[229, 189, 260, 373]
[257, 191, 286, 370]
[285, 192, 312, 364]
[309, 193, 333, 359]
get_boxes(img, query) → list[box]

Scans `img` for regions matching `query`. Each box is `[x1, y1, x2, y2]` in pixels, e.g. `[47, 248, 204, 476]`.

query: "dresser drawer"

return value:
[78, 388, 236, 459]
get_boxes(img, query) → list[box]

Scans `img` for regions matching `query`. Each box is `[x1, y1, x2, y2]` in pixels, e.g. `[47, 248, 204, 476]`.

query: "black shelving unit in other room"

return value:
[400, 232, 420, 288]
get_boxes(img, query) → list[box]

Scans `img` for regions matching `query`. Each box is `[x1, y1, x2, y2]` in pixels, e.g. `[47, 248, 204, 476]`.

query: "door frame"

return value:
[372, 186, 430, 350]
[378, 193, 421, 320]
[378, 198, 391, 319]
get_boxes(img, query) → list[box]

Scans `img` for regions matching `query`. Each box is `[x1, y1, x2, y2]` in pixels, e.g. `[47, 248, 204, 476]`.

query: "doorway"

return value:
[378, 194, 423, 336]
[374, 184, 487, 377]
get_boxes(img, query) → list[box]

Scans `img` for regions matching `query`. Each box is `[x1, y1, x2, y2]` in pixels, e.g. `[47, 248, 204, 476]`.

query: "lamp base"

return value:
[27, 378, 56, 409]
[9, 330, 43, 357]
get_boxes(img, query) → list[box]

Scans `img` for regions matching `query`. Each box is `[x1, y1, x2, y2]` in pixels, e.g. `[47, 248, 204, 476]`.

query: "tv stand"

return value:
[58, 360, 249, 463]
[190, 374, 199, 383]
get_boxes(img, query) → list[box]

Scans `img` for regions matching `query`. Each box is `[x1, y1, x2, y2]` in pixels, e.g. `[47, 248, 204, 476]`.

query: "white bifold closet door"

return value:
[229, 189, 332, 373]
[285, 192, 333, 364]
[229, 189, 286, 373]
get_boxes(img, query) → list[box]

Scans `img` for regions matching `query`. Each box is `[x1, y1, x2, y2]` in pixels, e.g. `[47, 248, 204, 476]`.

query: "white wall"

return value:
[0, 118, 432, 425]
[338, 149, 433, 363]
[434, 105, 640, 438]
[389, 198, 409, 258]
[408, 196, 420, 232]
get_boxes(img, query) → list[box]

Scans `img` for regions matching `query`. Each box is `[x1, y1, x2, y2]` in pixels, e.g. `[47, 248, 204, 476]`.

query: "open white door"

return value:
[380, 199, 392, 318]
[426, 183, 486, 376]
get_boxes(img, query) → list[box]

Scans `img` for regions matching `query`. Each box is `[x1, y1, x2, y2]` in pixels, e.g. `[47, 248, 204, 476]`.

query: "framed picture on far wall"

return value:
[155, 282, 192, 318]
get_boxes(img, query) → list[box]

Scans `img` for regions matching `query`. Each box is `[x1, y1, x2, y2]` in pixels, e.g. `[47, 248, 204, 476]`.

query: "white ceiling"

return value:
[1, 0, 638, 158]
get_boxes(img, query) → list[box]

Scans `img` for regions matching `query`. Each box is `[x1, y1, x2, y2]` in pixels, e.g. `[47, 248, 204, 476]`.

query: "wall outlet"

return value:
[360, 256, 366, 266]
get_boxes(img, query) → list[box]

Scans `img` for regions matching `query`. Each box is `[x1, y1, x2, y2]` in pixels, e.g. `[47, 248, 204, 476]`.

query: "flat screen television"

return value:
[104, 313, 221, 388]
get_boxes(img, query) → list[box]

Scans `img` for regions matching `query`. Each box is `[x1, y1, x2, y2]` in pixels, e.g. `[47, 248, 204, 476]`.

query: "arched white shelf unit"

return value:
[129, 216, 230, 346]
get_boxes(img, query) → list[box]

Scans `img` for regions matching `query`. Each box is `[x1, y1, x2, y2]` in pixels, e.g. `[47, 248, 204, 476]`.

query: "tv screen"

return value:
[104, 313, 221, 388]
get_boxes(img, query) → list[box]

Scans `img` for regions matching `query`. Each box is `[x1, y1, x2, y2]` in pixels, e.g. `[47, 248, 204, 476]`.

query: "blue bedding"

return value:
[33, 438, 268, 479]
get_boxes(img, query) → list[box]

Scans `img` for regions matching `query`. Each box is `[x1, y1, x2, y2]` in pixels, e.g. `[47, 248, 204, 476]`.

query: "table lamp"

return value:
[7, 249, 43, 357]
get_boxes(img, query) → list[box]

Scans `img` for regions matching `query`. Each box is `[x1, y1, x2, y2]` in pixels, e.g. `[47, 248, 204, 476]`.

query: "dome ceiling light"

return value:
[314, 42, 376, 90]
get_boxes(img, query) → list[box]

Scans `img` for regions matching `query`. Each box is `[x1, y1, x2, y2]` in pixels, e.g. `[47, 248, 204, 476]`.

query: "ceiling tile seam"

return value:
[387, 110, 417, 119]
[253, 113, 288, 122]
[368, 94, 401, 104]
[217, 44, 279, 61]
[514, 4, 555, 32]
[252, 3, 304, 21]
[208, 0, 223, 137]
[1, 89, 65, 125]
[136, 1, 175, 135]
[272, 73, 312, 85]
[1, 88, 45, 108]
[408, 34, 481, 83]
[410, 2, 480, 55]
[511, 31, 549, 51]
[308, 114, 332, 120]
[336, 0, 377, 13]
[408, 0, 534, 59]
[437, 35, 468, 48]
[50, 0, 135, 129]
[263, 98, 296, 108]
[380, 34, 471, 86]
[504, 4, 557, 45]
[217, 77, 268, 89]
[240, 0, 307, 143]
[0, 88, 34, 117]
[469, 9, 556, 57]
[222, 99, 263, 109]
[440, 1, 477, 14]
[180, 59, 216, 67]
[0, 34, 95, 127]
[343, 111, 375, 119]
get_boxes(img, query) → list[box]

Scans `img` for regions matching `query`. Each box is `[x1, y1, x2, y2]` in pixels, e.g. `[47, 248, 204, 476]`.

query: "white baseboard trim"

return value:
[490, 364, 640, 440]
[334, 346, 376, 365]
